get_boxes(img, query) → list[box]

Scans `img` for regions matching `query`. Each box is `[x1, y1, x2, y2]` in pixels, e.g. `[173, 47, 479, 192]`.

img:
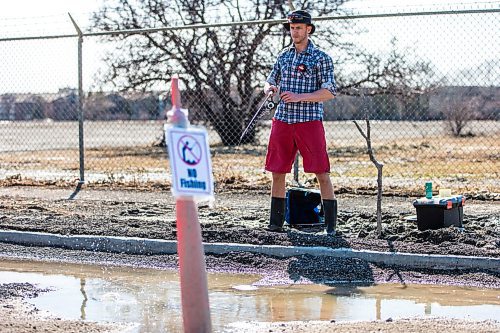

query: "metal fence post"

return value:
[69, 13, 85, 184]
[293, 154, 300, 185]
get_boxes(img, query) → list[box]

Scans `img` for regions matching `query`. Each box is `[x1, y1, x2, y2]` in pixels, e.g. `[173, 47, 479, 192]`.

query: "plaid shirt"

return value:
[266, 41, 337, 124]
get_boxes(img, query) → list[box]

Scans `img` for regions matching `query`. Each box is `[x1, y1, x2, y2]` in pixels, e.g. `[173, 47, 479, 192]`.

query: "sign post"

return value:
[165, 75, 213, 333]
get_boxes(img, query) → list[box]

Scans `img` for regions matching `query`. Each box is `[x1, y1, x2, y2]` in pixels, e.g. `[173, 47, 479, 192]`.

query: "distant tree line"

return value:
[324, 86, 499, 121]
[0, 89, 167, 121]
[1, 86, 497, 123]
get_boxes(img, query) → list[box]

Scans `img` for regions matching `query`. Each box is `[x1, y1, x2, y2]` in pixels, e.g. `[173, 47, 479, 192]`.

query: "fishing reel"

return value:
[238, 94, 278, 145]
[265, 100, 276, 110]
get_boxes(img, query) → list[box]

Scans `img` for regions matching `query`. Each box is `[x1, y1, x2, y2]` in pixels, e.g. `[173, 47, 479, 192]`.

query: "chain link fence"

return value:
[0, 5, 498, 192]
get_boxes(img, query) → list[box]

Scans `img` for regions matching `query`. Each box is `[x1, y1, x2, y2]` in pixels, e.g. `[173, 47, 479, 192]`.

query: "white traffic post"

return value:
[165, 75, 213, 333]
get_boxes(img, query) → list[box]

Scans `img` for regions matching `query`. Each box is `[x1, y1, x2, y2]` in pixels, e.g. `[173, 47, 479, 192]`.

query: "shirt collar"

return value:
[289, 40, 316, 55]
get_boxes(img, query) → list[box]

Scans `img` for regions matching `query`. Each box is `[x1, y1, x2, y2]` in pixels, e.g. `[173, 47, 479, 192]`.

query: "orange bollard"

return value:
[168, 75, 212, 332]
[171, 74, 182, 108]
[176, 197, 212, 333]
[168, 75, 189, 128]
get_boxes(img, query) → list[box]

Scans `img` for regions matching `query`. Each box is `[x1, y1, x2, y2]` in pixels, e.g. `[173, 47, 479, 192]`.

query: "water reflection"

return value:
[80, 278, 87, 320]
[0, 260, 499, 333]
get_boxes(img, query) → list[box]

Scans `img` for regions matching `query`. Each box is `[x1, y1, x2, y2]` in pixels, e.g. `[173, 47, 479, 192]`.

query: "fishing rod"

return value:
[238, 90, 277, 145]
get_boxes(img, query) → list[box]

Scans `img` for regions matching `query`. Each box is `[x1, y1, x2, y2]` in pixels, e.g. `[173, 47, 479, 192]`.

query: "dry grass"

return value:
[0, 133, 498, 194]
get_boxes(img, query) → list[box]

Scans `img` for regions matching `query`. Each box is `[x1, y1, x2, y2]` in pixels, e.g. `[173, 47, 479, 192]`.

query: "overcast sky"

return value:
[0, 0, 498, 93]
[1, 0, 497, 35]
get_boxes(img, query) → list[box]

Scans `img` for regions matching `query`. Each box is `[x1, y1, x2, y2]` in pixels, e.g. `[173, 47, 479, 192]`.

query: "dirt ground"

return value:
[0, 185, 498, 258]
[0, 185, 498, 332]
[225, 318, 500, 333]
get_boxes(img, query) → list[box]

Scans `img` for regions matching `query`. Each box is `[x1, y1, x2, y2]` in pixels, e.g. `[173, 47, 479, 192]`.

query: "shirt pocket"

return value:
[301, 66, 314, 79]
[298, 59, 318, 87]
[281, 63, 294, 80]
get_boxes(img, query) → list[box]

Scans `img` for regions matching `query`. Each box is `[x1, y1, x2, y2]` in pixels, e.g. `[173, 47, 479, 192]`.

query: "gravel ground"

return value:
[223, 318, 500, 332]
[0, 186, 498, 258]
[0, 185, 498, 332]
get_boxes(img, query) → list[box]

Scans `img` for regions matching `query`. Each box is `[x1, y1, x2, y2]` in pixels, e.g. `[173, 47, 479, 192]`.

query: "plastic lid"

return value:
[413, 195, 464, 207]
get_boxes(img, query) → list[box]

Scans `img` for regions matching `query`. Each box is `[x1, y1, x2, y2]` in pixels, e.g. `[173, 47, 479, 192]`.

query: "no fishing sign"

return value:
[165, 125, 214, 199]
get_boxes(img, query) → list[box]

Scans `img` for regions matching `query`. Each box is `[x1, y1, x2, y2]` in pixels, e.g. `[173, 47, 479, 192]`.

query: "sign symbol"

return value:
[166, 126, 214, 197]
[178, 135, 202, 166]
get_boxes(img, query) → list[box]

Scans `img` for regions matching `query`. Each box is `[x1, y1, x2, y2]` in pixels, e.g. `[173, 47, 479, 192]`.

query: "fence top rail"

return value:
[1, 7, 499, 42]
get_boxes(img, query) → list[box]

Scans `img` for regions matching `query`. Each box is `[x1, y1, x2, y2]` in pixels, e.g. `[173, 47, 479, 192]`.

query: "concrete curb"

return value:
[0, 230, 498, 272]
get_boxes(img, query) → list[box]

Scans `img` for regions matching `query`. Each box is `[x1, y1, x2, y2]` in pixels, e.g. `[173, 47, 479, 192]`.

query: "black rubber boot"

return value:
[323, 199, 338, 236]
[266, 197, 286, 232]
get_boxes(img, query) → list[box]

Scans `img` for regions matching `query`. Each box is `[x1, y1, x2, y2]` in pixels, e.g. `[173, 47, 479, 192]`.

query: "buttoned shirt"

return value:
[266, 40, 337, 124]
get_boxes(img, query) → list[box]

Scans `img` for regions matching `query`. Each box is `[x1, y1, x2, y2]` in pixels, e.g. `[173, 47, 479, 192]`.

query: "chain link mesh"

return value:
[0, 7, 498, 192]
[0, 37, 81, 182]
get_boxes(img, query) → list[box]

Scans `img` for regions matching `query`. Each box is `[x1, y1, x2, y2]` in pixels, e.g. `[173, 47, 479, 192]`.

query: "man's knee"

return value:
[272, 172, 286, 182]
[315, 173, 331, 184]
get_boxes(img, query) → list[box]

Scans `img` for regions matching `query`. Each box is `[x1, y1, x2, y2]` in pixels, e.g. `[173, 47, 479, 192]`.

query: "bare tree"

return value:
[353, 89, 384, 236]
[91, 0, 434, 145]
[338, 38, 436, 96]
[440, 89, 486, 137]
[443, 97, 479, 136]
[438, 61, 497, 136]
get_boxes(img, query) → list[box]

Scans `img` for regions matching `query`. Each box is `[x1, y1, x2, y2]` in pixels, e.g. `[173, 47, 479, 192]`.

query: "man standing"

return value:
[264, 10, 337, 235]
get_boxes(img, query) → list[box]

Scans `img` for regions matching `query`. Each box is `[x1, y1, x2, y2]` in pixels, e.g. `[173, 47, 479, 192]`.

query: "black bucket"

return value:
[285, 187, 324, 226]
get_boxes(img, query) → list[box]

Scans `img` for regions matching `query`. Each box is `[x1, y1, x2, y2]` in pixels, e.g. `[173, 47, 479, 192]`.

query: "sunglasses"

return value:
[287, 13, 310, 22]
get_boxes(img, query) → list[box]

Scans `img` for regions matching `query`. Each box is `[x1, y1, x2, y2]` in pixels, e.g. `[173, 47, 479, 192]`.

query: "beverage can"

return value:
[425, 182, 433, 199]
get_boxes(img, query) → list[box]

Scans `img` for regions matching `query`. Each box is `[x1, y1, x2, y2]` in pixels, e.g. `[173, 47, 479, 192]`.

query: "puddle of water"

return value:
[0, 259, 499, 333]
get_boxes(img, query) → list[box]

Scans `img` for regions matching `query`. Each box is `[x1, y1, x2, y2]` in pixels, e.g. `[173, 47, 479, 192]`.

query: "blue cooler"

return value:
[412, 195, 465, 231]
[285, 187, 324, 226]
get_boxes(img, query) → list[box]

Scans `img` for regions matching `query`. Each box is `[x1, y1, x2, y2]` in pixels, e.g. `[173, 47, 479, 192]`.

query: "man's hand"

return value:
[280, 91, 302, 103]
[264, 82, 278, 96]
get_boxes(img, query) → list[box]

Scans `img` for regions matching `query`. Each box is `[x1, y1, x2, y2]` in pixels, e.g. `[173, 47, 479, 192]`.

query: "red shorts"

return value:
[265, 119, 330, 174]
